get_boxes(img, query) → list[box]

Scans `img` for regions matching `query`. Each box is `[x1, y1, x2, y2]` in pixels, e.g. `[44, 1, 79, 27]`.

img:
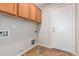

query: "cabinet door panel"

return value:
[30, 4, 37, 21]
[18, 3, 30, 19]
[37, 9, 42, 23]
[0, 3, 17, 15]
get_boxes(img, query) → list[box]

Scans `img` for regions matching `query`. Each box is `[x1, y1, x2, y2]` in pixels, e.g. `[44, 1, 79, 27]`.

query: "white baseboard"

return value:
[17, 43, 38, 56]
[39, 44, 52, 49]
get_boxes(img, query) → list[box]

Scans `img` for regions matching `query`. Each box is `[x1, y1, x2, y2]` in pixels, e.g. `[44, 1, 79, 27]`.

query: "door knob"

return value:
[52, 27, 55, 32]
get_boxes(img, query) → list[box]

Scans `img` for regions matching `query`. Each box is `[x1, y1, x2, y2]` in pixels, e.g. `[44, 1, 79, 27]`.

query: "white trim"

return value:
[39, 44, 52, 49]
[72, 4, 76, 54]
[17, 43, 38, 56]
[51, 7, 53, 49]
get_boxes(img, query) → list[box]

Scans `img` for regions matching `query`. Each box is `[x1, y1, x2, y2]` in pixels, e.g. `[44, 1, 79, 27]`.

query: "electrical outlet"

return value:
[31, 39, 35, 45]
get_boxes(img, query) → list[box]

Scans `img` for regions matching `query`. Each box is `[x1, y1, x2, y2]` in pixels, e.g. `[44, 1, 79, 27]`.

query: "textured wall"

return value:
[0, 13, 38, 56]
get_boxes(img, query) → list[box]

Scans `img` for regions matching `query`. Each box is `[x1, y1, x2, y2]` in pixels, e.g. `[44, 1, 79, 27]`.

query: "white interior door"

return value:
[52, 4, 75, 53]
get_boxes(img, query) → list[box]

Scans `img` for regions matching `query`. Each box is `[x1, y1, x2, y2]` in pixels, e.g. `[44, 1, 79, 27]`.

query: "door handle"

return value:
[52, 27, 55, 32]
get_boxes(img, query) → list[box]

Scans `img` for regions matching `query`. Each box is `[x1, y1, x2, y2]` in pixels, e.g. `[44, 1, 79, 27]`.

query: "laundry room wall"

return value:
[0, 13, 38, 56]
[38, 4, 52, 48]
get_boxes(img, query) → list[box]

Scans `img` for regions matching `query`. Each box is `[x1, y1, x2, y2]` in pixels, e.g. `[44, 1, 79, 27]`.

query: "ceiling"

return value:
[34, 3, 67, 9]
[34, 3, 48, 8]
[34, 3, 58, 9]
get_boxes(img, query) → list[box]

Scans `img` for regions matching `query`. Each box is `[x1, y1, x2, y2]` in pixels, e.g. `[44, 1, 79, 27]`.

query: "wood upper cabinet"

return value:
[18, 3, 30, 19]
[18, 4, 42, 23]
[0, 3, 17, 15]
[36, 9, 42, 23]
[29, 4, 37, 21]
[0, 3, 42, 23]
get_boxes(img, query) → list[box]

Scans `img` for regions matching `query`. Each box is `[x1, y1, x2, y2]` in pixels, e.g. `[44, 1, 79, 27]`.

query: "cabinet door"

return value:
[29, 4, 37, 21]
[36, 9, 42, 23]
[0, 3, 17, 15]
[18, 3, 30, 19]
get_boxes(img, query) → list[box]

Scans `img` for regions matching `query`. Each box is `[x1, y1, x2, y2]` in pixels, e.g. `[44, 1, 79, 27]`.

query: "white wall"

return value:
[38, 6, 52, 48]
[76, 3, 79, 55]
[0, 13, 38, 56]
